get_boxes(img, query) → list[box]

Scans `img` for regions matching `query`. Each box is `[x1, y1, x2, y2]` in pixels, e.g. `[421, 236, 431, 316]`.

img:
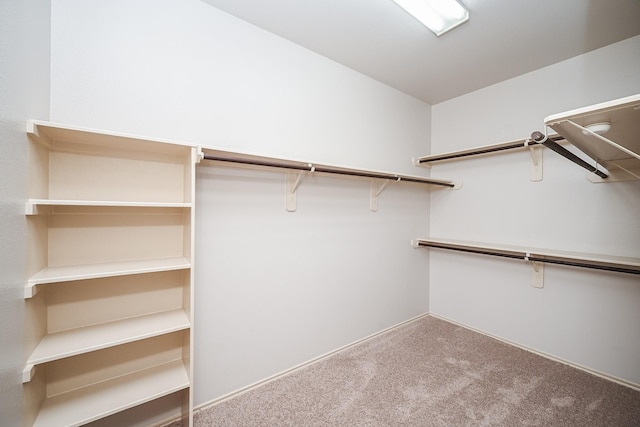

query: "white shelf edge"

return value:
[543, 94, 640, 124]
[26, 309, 190, 369]
[25, 257, 191, 298]
[32, 359, 189, 427]
[26, 199, 191, 214]
[415, 238, 640, 273]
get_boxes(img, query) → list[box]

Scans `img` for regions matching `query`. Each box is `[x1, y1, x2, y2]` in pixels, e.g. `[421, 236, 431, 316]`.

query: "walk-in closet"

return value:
[2, 1, 639, 426]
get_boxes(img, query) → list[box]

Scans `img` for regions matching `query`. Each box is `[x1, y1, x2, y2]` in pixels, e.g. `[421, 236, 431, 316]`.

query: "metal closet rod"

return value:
[418, 140, 544, 163]
[530, 131, 609, 179]
[202, 154, 455, 188]
[417, 241, 640, 275]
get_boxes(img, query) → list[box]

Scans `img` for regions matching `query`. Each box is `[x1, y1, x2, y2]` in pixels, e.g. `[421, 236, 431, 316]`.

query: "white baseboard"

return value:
[428, 312, 640, 392]
[166, 310, 638, 426]
[193, 312, 431, 413]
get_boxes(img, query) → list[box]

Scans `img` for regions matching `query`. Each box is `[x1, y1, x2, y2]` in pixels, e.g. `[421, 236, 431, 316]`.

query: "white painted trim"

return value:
[428, 312, 640, 392]
[193, 313, 431, 413]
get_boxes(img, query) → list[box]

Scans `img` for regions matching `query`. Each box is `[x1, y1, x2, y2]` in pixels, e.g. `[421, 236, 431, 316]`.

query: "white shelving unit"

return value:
[24, 120, 198, 427]
[544, 94, 640, 182]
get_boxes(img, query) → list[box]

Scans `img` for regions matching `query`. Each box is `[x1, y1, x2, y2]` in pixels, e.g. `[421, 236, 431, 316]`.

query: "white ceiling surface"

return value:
[201, 0, 640, 104]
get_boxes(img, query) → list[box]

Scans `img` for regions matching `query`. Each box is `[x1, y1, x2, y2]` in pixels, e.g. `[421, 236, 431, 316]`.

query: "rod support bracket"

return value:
[286, 171, 306, 212]
[525, 140, 543, 181]
[413, 157, 431, 169]
[525, 252, 544, 288]
[370, 178, 399, 211]
[195, 146, 204, 164]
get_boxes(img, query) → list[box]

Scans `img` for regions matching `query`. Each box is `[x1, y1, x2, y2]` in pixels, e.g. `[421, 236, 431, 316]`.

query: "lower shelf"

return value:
[25, 257, 191, 298]
[32, 359, 189, 427]
[26, 309, 190, 368]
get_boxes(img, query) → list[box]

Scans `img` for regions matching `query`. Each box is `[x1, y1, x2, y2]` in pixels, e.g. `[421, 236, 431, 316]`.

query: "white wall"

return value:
[50, 0, 431, 175]
[50, 0, 432, 406]
[196, 167, 430, 400]
[429, 36, 640, 386]
[0, 0, 51, 425]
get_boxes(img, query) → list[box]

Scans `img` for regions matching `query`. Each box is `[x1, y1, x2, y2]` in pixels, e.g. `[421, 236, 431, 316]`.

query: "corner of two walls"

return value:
[428, 35, 640, 387]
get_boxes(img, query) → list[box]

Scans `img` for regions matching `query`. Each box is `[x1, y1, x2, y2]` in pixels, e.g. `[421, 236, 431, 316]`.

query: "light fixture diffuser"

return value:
[392, 0, 469, 36]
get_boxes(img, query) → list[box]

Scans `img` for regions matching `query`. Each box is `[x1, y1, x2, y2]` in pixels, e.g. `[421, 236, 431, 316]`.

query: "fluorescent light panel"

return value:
[392, 0, 469, 36]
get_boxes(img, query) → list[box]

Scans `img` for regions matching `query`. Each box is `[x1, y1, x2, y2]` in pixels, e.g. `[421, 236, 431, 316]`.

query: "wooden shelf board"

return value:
[416, 238, 640, 273]
[32, 359, 189, 427]
[27, 309, 190, 366]
[27, 257, 191, 288]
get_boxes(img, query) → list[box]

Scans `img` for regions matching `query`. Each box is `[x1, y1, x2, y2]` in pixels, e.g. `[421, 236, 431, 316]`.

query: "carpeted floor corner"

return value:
[180, 315, 640, 426]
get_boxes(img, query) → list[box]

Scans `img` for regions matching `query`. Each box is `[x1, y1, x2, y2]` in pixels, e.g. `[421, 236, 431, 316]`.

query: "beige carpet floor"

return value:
[186, 315, 640, 426]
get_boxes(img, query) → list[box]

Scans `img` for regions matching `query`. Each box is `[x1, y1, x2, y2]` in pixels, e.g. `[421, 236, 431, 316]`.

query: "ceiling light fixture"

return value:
[583, 122, 611, 135]
[392, 0, 469, 36]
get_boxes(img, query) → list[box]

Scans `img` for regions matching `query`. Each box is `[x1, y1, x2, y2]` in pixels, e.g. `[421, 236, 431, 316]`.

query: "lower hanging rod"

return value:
[203, 154, 455, 188]
[416, 240, 640, 275]
[530, 131, 609, 179]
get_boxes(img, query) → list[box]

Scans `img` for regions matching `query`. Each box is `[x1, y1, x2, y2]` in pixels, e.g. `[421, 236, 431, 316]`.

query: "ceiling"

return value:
[200, 0, 640, 104]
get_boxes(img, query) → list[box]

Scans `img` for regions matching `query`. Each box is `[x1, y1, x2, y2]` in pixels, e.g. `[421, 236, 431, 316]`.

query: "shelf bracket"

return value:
[587, 162, 640, 183]
[24, 283, 38, 299]
[566, 120, 640, 162]
[525, 140, 543, 181]
[25, 201, 39, 216]
[525, 252, 544, 288]
[370, 178, 399, 212]
[286, 166, 313, 212]
[23, 364, 36, 383]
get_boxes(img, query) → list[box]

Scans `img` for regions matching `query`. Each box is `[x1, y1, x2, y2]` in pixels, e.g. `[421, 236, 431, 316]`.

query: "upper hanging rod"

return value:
[203, 154, 455, 188]
[530, 131, 609, 179]
[417, 139, 543, 164]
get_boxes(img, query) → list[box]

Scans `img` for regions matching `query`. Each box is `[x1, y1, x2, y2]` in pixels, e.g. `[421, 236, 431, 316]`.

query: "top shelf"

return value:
[27, 120, 197, 204]
[544, 94, 640, 176]
[28, 120, 197, 154]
